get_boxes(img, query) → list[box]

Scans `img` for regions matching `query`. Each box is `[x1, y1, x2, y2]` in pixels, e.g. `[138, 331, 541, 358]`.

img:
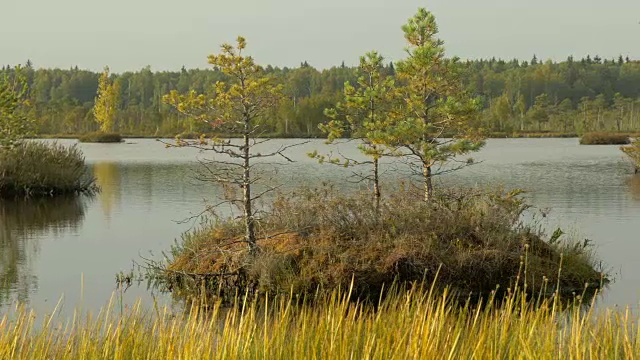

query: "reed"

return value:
[0, 142, 96, 197]
[0, 281, 636, 359]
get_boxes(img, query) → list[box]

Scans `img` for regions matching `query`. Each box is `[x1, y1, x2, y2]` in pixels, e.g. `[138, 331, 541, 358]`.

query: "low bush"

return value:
[0, 142, 96, 197]
[621, 139, 640, 172]
[78, 132, 123, 143]
[154, 187, 606, 303]
[579, 132, 630, 145]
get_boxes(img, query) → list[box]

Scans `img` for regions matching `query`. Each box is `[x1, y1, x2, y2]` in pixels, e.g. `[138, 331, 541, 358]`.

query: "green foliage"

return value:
[161, 187, 604, 301]
[0, 66, 33, 148]
[93, 66, 120, 133]
[579, 132, 630, 145]
[0, 142, 96, 197]
[5, 54, 640, 137]
[78, 132, 123, 143]
[316, 51, 400, 203]
[392, 8, 485, 200]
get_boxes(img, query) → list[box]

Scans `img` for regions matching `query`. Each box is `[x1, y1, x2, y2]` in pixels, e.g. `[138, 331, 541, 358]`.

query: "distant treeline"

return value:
[3, 55, 640, 137]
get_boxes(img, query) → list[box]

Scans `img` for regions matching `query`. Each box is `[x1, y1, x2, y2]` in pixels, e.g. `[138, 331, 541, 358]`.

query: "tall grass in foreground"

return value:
[0, 285, 637, 359]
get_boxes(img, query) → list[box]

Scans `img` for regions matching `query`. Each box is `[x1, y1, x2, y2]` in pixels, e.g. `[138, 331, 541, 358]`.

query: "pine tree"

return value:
[392, 8, 485, 201]
[317, 51, 400, 209]
[164, 37, 286, 254]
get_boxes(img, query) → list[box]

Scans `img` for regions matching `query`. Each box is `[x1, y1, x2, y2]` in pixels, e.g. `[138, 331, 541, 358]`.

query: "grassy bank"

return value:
[0, 286, 636, 359]
[157, 188, 605, 303]
[0, 142, 96, 198]
[77, 132, 123, 143]
[580, 132, 631, 145]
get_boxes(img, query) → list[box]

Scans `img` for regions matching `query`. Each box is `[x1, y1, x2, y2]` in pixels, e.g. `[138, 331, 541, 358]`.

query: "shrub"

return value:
[0, 142, 96, 197]
[155, 187, 606, 303]
[579, 132, 630, 145]
[621, 139, 640, 172]
[78, 132, 123, 143]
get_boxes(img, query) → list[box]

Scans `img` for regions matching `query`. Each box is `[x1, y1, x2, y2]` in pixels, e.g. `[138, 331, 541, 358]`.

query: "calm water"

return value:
[1, 138, 639, 316]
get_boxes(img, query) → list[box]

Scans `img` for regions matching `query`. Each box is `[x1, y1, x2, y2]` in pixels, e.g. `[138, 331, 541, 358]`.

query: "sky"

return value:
[2, 0, 639, 73]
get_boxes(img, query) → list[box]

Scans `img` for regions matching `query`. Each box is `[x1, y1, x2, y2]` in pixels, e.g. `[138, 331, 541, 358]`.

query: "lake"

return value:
[1, 138, 639, 316]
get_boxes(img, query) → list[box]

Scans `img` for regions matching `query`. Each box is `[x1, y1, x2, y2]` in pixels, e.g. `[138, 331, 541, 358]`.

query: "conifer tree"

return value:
[164, 37, 288, 254]
[392, 8, 485, 201]
[317, 51, 400, 208]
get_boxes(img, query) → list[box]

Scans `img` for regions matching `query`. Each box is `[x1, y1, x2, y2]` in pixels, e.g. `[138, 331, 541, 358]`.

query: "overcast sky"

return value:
[2, 0, 639, 73]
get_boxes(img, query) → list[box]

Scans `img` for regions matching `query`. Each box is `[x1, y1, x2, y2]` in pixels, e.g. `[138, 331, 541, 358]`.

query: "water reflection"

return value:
[0, 197, 87, 307]
[627, 175, 640, 201]
[93, 162, 120, 220]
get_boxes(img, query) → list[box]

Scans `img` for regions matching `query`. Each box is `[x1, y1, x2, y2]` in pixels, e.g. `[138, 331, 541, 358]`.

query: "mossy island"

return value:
[155, 188, 606, 304]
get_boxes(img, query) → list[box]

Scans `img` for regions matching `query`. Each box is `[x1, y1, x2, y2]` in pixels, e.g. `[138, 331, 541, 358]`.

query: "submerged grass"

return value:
[0, 284, 637, 359]
[0, 142, 96, 198]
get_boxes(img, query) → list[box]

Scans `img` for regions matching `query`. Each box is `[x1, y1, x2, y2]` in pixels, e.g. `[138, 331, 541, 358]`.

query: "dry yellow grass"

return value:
[0, 283, 637, 359]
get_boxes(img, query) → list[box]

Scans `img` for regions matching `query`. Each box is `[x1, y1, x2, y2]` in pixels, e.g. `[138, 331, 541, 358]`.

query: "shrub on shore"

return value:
[579, 132, 630, 145]
[78, 132, 123, 143]
[621, 139, 640, 172]
[155, 187, 606, 303]
[0, 142, 96, 197]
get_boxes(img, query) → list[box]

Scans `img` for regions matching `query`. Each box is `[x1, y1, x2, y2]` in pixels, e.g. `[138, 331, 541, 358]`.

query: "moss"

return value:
[157, 187, 607, 303]
[0, 142, 96, 198]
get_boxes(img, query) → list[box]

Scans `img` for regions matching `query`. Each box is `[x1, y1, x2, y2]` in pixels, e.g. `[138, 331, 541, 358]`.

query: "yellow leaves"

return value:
[164, 37, 283, 134]
[93, 66, 120, 133]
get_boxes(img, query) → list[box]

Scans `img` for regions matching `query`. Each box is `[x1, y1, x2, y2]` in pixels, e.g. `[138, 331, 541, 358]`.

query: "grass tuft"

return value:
[78, 132, 123, 143]
[0, 142, 96, 198]
[579, 132, 630, 145]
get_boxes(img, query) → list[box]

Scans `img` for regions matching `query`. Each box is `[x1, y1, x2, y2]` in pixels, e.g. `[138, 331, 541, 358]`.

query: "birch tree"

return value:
[93, 66, 120, 133]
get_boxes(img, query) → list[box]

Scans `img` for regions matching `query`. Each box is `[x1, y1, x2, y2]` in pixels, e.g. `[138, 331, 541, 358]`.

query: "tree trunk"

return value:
[373, 157, 381, 211]
[243, 123, 257, 254]
[423, 162, 433, 202]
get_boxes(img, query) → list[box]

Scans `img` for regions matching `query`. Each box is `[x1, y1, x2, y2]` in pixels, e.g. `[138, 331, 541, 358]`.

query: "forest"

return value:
[2, 54, 640, 137]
